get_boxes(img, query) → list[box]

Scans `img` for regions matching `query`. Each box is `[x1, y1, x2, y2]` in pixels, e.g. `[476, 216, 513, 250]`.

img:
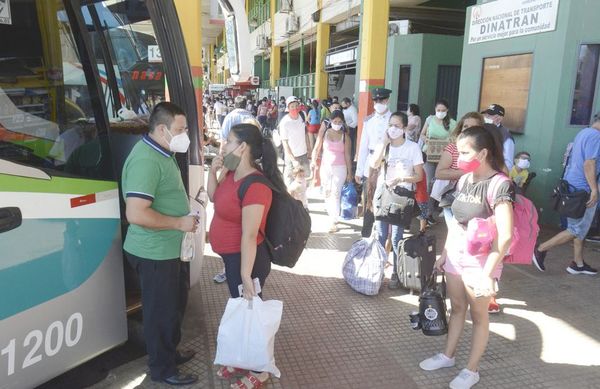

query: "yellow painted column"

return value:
[270, 0, 280, 87]
[356, 0, 389, 149]
[208, 45, 215, 83]
[315, 22, 330, 99]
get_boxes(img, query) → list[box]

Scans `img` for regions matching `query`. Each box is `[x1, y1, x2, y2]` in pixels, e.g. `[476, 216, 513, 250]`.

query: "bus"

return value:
[0, 0, 215, 387]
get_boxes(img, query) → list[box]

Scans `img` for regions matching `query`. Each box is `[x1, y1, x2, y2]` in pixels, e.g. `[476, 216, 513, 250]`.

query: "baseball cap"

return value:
[286, 96, 299, 107]
[482, 104, 505, 116]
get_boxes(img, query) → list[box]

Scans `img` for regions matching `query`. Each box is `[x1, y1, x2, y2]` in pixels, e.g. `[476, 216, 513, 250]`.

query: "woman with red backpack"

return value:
[419, 126, 515, 389]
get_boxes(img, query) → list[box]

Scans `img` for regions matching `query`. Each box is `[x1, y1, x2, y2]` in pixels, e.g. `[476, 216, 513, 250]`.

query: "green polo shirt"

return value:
[122, 135, 190, 260]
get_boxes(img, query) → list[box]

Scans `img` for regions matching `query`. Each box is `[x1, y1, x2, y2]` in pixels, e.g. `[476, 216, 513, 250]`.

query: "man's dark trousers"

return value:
[126, 253, 189, 380]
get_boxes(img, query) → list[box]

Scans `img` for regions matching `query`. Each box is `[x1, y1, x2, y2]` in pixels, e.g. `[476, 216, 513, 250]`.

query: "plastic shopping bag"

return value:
[340, 182, 358, 220]
[342, 236, 387, 295]
[214, 297, 283, 377]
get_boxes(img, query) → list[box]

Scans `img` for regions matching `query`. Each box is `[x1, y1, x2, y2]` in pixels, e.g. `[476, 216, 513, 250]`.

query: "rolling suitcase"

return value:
[397, 233, 436, 293]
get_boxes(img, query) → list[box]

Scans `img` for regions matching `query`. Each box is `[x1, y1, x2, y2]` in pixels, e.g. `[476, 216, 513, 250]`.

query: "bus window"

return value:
[82, 0, 167, 132]
[0, 0, 113, 179]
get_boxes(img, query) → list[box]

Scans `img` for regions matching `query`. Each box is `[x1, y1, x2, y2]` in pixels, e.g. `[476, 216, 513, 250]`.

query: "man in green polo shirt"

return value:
[122, 102, 199, 386]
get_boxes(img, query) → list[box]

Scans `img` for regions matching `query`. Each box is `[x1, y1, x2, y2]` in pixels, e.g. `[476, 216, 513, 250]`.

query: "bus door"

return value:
[79, 0, 206, 292]
[0, 1, 126, 388]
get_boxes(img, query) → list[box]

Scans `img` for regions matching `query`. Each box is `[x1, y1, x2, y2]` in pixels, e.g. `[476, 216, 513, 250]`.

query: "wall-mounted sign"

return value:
[250, 76, 260, 85]
[0, 0, 12, 25]
[468, 0, 559, 44]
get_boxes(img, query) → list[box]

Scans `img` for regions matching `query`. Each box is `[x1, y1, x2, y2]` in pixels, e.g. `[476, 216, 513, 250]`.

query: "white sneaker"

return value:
[449, 368, 480, 389]
[419, 353, 456, 371]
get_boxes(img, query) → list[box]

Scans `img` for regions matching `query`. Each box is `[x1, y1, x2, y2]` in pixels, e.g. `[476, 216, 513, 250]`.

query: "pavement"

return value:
[41, 186, 600, 389]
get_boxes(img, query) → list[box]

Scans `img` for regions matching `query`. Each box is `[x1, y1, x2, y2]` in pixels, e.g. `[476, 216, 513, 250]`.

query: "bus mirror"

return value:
[0, 207, 22, 234]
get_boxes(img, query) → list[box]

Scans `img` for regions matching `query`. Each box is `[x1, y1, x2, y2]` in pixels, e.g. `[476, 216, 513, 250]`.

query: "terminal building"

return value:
[205, 0, 600, 223]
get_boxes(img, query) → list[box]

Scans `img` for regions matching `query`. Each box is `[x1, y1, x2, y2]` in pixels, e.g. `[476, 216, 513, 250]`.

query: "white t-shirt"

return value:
[214, 101, 226, 115]
[380, 140, 423, 191]
[279, 114, 307, 157]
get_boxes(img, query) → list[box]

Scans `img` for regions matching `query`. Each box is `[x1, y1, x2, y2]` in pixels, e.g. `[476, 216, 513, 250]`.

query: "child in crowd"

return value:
[415, 175, 429, 232]
[288, 165, 309, 209]
[509, 151, 531, 188]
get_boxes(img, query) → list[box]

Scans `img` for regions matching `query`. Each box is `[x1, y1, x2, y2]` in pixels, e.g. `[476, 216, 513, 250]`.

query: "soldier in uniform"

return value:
[355, 88, 393, 236]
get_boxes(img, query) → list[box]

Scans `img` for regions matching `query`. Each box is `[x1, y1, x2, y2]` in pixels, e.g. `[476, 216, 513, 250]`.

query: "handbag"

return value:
[551, 153, 591, 219]
[552, 180, 589, 219]
[418, 272, 448, 336]
[374, 185, 418, 226]
[424, 138, 450, 163]
[373, 144, 418, 226]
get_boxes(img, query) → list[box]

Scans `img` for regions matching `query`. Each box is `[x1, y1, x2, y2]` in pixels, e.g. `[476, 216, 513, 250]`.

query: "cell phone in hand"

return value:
[238, 277, 261, 297]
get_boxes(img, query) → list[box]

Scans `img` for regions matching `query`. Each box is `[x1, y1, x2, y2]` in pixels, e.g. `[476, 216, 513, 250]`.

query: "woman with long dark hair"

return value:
[311, 110, 353, 232]
[419, 126, 514, 389]
[419, 99, 456, 191]
[208, 122, 286, 388]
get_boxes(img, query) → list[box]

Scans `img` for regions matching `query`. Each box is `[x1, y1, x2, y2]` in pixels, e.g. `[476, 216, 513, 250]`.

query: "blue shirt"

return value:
[221, 108, 254, 139]
[564, 127, 600, 191]
[308, 108, 320, 125]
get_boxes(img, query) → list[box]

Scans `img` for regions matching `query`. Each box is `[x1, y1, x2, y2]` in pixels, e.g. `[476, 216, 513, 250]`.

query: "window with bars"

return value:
[248, 0, 270, 32]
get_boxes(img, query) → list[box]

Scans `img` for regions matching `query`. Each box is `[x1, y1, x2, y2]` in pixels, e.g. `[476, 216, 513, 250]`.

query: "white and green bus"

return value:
[0, 1, 212, 387]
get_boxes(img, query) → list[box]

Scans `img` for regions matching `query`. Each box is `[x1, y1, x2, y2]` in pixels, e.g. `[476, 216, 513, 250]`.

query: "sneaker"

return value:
[449, 368, 480, 389]
[585, 235, 600, 243]
[419, 353, 455, 371]
[388, 273, 400, 290]
[213, 271, 227, 283]
[488, 298, 500, 314]
[566, 262, 598, 275]
[533, 245, 546, 272]
[426, 216, 437, 227]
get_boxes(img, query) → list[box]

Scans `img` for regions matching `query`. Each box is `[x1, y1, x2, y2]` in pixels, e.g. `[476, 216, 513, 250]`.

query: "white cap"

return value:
[286, 96, 299, 107]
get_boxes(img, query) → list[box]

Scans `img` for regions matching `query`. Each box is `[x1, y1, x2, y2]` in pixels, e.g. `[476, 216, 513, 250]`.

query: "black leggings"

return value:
[219, 242, 271, 298]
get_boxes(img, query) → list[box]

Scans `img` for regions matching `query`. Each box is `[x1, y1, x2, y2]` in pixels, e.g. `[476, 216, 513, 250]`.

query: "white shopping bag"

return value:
[214, 297, 283, 377]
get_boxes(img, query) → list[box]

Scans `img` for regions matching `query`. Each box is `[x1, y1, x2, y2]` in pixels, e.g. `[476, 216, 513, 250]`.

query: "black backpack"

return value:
[238, 174, 311, 268]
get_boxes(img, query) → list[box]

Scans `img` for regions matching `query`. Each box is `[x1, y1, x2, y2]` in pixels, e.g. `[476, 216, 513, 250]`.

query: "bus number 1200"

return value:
[1, 313, 83, 376]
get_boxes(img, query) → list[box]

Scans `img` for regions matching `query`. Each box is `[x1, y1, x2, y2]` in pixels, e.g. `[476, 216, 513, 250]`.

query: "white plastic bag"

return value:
[214, 297, 283, 377]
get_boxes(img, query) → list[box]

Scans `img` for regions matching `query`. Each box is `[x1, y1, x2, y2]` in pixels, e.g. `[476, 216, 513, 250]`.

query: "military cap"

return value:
[371, 88, 392, 100]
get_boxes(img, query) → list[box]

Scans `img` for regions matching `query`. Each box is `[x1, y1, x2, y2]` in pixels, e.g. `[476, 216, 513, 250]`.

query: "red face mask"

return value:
[289, 108, 300, 117]
[457, 155, 481, 173]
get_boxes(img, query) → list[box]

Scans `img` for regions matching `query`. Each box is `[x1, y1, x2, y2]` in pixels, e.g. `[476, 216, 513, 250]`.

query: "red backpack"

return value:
[457, 173, 539, 265]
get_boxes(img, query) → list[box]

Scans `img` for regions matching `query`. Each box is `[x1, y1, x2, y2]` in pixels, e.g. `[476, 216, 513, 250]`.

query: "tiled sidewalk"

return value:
[90, 194, 600, 389]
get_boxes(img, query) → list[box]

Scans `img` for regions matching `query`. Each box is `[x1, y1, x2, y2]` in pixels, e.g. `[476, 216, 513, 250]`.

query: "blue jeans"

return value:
[375, 221, 404, 275]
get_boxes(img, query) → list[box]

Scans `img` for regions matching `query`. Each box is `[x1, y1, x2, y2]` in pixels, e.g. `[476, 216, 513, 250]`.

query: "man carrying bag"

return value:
[534, 114, 600, 275]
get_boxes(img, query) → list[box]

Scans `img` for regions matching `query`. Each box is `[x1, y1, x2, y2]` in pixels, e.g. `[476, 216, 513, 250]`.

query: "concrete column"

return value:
[315, 22, 330, 99]
[356, 0, 389, 148]
[270, 0, 280, 88]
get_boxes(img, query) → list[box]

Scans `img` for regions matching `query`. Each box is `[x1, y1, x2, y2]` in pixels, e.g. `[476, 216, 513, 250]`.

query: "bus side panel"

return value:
[0, 233, 127, 389]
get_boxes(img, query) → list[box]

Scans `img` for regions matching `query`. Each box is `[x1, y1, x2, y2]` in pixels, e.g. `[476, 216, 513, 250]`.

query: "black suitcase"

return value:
[397, 233, 436, 293]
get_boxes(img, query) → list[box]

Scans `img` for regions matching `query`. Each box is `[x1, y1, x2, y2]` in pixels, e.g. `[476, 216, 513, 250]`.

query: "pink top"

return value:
[322, 134, 346, 166]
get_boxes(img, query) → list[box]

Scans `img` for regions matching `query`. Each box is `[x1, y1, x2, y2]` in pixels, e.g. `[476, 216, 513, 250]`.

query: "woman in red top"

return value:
[208, 123, 286, 388]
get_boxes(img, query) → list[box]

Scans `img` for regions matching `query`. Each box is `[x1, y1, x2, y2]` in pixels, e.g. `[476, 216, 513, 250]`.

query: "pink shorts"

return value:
[444, 240, 503, 288]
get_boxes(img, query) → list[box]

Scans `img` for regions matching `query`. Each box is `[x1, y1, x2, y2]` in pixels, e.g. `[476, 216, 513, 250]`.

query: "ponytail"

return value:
[458, 125, 505, 172]
[230, 123, 287, 193]
[260, 137, 287, 193]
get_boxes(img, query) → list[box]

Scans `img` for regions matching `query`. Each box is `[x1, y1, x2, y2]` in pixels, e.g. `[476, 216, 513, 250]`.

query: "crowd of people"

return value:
[120, 83, 599, 387]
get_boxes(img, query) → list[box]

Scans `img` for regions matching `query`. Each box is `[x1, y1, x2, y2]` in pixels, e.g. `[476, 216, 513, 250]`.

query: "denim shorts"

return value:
[567, 204, 597, 240]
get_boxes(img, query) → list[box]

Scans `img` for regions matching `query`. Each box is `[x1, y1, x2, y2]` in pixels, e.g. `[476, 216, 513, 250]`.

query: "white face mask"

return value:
[331, 123, 343, 131]
[484, 117, 494, 124]
[517, 158, 530, 169]
[387, 126, 404, 139]
[435, 111, 447, 120]
[374, 103, 388, 114]
[165, 129, 190, 153]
